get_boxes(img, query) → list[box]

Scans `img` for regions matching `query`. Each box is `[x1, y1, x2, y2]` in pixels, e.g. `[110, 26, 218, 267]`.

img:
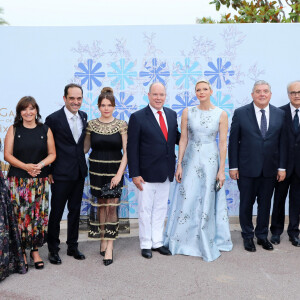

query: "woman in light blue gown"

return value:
[164, 79, 233, 262]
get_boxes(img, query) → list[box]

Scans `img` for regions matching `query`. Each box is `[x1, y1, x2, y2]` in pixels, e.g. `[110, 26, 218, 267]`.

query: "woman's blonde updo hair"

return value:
[98, 87, 115, 107]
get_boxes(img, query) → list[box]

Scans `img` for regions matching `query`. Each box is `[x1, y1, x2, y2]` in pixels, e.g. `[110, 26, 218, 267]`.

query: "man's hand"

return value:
[277, 170, 286, 182]
[133, 176, 145, 191]
[48, 174, 54, 184]
[229, 170, 239, 180]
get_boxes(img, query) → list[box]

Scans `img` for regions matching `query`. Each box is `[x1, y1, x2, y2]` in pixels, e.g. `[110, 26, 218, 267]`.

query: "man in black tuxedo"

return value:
[127, 82, 180, 259]
[46, 83, 87, 264]
[229, 80, 287, 252]
[270, 80, 300, 247]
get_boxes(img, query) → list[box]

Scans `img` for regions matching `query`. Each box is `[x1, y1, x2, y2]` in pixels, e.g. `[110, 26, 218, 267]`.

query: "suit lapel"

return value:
[78, 111, 87, 142]
[266, 105, 277, 138]
[247, 103, 262, 137]
[145, 105, 166, 141]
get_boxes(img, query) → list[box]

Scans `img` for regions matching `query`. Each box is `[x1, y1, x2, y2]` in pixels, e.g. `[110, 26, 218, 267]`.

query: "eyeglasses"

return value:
[289, 91, 300, 97]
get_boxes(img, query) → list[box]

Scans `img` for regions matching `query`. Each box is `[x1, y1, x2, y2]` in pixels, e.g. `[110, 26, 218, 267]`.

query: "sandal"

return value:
[30, 249, 44, 269]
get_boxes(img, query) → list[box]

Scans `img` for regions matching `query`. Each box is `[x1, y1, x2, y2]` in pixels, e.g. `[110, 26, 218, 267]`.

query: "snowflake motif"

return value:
[200, 115, 212, 128]
[74, 59, 105, 91]
[209, 239, 214, 248]
[177, 211, 190, 225]
[179, 185, 186, 197]
[208, 154, 218, 165]
[113, 92, 137, 121]
[171, 92, 198, 117]
[201, 212, 209, 222]
[139, 58, 170, 86]
[173, 58, 202, 89]
[108, 58, 137, 90]
[204, 58, 235, 89]
[195, 166, 205, 178]
[81, 92, 99, 120]
[211, 92, 234, 116]
[193, 141, 202, 152]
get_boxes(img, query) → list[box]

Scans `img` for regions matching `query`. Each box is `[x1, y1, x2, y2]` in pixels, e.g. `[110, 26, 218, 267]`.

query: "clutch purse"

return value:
[100, 182, 122, 198]
[215, 180, 221, 192]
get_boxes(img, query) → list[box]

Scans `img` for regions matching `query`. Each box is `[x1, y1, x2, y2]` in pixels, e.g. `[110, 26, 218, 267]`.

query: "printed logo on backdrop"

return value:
[70, 27, 265, 217]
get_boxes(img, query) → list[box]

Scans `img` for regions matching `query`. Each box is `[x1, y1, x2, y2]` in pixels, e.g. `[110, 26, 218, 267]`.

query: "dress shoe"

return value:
[289, 236, 300, 247]
[243, 238, 256, 252]
[67, 248, 85, 260]
[270, 234, 280, 245]
[257, 238, 274, 250]
[48, 252, 62, 265]
[103, 250, 113, 266]
[152, 246, 172, 256]
[141, 249, 152, 259]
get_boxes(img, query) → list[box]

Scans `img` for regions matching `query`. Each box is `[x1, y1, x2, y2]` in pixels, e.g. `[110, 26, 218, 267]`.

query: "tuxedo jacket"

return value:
[228, 102, 287, 178]
[280, 103, 300, 178]
[127, 105, 180, 183]
[45, 107, 88, 181]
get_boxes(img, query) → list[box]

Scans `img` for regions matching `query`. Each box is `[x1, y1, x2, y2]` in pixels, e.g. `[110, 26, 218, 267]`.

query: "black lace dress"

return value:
[0, 163, 26, 282]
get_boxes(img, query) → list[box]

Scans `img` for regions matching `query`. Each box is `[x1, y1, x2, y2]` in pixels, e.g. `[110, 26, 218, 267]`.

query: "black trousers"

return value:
[270, 172, 300, 238]
[238, 175, 276, 240]
[47, 178, 85, 252]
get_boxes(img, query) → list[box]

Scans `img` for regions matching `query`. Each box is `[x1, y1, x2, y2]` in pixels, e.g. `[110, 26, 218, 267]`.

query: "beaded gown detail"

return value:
[164, 106, 233, 262]
[87, 118, 129, 240]
[0, 163, 26, 282]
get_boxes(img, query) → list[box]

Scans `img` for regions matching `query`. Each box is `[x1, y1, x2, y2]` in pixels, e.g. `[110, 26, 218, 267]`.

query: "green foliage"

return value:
[0, 7, 8, 25]
[197, 0, 300, 23]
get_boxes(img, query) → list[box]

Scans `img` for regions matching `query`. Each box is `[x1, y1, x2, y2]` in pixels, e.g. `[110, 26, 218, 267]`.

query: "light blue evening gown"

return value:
[164, 106, 233, 262]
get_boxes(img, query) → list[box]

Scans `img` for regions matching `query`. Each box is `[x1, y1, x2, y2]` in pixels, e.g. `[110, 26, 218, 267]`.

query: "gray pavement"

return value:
[1, 221, 300, 300]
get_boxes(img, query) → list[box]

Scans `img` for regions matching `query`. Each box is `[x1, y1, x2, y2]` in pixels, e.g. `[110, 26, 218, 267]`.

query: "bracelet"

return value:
[177, 161, 182, 165]
[39, 161, 45, 168]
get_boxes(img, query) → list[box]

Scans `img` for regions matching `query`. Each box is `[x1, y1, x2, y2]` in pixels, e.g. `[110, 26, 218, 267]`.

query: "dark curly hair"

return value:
[98, 87, 115, 107]
[13, 96, 42, 127]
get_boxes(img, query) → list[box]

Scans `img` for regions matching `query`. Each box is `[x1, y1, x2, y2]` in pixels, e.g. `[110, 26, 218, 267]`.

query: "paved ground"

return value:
[1, 221, 300, 300]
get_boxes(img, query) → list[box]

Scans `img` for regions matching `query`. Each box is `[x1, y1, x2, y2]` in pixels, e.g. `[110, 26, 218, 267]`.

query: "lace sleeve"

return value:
[119, 120, 128, 135]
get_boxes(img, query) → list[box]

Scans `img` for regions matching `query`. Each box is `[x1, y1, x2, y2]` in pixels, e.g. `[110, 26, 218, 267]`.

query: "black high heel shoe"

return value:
[100, 250, 105, 257]
[30, 249, 44, 269]
[103, 250, 113, 266]
[22, 250, 28, 272]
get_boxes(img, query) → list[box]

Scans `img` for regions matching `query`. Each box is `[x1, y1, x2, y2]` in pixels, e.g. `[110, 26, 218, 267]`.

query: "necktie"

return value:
[157, 111, 168, 141]
[260, 109, 267, 138]
[72, 115, 79, 143]
[294, 109, 299, 133]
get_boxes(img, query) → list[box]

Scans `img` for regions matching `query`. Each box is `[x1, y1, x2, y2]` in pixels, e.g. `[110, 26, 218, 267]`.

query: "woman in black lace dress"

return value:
[0, 140, 27, 282]
[84, 87, 128, 266]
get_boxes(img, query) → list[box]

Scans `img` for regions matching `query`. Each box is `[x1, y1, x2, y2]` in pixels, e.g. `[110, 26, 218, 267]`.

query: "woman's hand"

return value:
[216, 170, 226, 188]
[110, 174, 122, 189]
[26, 163, 41, 177]
[175, 164, 183, 183]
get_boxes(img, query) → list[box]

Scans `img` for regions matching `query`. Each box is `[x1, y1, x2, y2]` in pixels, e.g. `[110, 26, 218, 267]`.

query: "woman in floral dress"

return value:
[4, 96, 56, 270]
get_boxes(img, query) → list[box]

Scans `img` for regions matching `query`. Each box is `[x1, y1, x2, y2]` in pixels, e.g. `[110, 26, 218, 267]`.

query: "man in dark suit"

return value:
[46, 83, 87, 264]
[229, 80, 287, 252]
[270, 80, 300, 247]
[127, 82, 180, 259]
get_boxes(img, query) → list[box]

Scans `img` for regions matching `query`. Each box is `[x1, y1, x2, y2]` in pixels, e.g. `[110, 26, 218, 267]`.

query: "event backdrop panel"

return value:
[0, 24, 299, 218]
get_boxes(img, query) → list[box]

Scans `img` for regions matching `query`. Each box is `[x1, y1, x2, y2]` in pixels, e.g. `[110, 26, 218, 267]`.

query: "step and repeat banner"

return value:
[0, 24, 299, 217]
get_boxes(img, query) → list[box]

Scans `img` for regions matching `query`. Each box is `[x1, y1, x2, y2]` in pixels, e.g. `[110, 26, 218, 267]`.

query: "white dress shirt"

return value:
[253, 102, 270, 131]
[149, 104, 168, 130]
[290, 103, 300, 125]
[64, 106, 83, 136]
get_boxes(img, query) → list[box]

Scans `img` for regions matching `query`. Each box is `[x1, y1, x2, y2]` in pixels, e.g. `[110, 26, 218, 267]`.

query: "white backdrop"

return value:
[0, 24, 299, 217]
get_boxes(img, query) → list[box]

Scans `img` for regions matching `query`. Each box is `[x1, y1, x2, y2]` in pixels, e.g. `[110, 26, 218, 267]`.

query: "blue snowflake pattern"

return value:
[74, 59, 105, 91]
[173, 58, 202, 89]
[113, 92, 137, 121]
[211, 92, 234, 116]
[82, 92, 99, 120]
[204, 58, 234, 89]
[108, 58, 137, 90]
[139, 58, 170, 86]
[171, 92, 198, 117]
